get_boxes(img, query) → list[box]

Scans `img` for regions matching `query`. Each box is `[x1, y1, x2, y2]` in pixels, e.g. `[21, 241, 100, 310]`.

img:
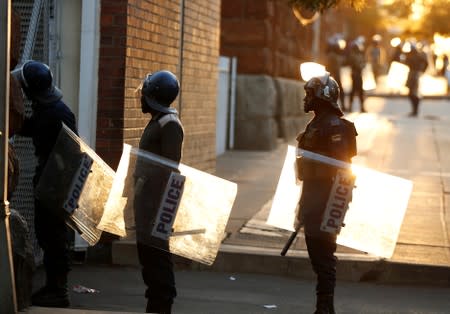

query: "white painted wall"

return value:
[78, 0, 100, 148]
[57, 0, 81, 120]
[54, 0, 101, 249]
[53, 0, 100, 146]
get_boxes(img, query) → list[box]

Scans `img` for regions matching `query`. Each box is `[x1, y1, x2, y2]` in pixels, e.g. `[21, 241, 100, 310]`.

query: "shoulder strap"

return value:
[340, 118, 358, 136]
[340, 118, 358, 158]
[158, 113, 182, 128]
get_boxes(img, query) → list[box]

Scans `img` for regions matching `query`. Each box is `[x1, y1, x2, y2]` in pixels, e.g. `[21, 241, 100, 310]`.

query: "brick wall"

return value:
[97, 0, 128, 169]
[176, 0, 220, 172]
[123, 0, 181, 150]
[221, 0, 314, 80]
[98, 0, 220, 172]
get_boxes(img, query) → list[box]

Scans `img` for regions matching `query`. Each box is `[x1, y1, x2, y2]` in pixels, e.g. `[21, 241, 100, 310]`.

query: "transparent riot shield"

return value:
[267, 146, 413, 259]
[102, 144, 238, 265]
[34, 125, 119, 245]
[386, 61, 409, 92]
[267, 145, 300, 232]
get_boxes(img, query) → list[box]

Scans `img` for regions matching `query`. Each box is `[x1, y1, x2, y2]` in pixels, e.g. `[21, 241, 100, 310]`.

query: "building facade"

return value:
[98, 0, 220, 172]
[220, 0, 318, 150]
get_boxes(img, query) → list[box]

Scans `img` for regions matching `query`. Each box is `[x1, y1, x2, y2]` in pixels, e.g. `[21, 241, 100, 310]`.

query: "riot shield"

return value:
[267, 145, 300, 232]
[267, 146, 413, 259]
[35, 125, 119, 245]
[386, 61, 409, 92]
[102, 144, 238, 265]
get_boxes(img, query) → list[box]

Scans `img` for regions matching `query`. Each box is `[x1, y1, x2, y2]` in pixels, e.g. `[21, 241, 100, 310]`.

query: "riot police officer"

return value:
[403, 42, 428, 117]
[12, 60, 78, 307]
[347, 38, 366, 112]
[325, 36, 346, 110]
[296, 73, 357, 314]
[134, 70, 184, 314]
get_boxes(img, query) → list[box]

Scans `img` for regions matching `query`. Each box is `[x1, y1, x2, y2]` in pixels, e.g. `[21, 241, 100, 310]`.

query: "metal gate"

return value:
[11, 0, 52, 264]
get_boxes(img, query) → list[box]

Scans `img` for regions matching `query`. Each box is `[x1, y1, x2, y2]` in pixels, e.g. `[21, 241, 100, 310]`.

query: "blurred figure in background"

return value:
[440, 55, 448, 77]
[389, 38, 403, 66]
[347, 37, 366, 112]
[325, 34, 346, 111]
[443, 55, 450, 94]
[403, 41, 428, 117]
[368, 34, 383, 84]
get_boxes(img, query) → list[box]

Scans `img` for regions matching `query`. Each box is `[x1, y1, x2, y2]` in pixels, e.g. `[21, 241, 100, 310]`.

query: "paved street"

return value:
[27, 264, 450, 314]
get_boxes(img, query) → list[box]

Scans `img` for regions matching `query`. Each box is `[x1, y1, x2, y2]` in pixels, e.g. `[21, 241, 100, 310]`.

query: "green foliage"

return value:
[422, 0, 450, 36]
[380, 0, 450, 39]
[288, 0, 366, 12]
[342, 2, 382, 40]
[381, 0, 414, 18]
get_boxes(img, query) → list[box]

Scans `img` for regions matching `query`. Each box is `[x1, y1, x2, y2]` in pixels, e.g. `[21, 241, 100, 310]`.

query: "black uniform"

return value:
[347, 46, 366, 112]
[404, 49, 428, 116]
[20, 99, 77, 291]
[296, 111, 357, 300]
[134, 112, 184, 311]
[325, 49, 345, 110]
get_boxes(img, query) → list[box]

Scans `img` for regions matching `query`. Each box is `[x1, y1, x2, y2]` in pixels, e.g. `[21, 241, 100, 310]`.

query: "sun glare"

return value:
[299, 62, 327, 81]
[410, 0, 425, 21]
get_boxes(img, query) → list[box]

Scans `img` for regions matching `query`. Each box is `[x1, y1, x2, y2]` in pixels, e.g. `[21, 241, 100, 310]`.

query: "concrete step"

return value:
[111, 240, 450, 287]
[23, 307, 141, 314]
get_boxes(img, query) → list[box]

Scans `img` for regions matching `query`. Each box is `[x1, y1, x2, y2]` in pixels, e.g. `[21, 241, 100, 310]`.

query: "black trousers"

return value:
[305, 234, 337, 295]
[408, 94, 420, 115]
[34, 198, 70, 282]
[349, 74, 365, 111]
[137, 242, 177, 306]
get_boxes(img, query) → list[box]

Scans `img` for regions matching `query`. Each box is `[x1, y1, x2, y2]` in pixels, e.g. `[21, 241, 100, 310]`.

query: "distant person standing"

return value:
[443, 55, 450, 94]
[347, 38, 366, 112]
[403, 43, 428, 117]
[325, 36, 346, 111]
[369, 34, 383, 83]
[440, 55, 448, 76]
[389, 39, 403, 66]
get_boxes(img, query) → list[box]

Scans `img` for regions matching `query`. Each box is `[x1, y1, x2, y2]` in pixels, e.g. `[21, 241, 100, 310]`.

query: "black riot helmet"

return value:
[303, 73, 343, 116]
[141, 70, 179, 114]
[11, 60, 62, 103]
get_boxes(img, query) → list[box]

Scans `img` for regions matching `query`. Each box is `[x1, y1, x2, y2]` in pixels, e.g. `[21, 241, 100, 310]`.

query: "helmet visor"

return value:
[10, 64, 27, 88]
[134, 73, 151, 95]
[11, 61, 63, 103]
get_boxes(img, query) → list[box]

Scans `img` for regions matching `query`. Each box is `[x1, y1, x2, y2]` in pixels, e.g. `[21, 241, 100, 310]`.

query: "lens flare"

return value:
[300, 62, 327, 81]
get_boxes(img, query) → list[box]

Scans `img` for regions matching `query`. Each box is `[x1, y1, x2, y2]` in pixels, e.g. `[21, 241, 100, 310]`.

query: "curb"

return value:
[111, 241, 450, 287]
[364, 92, 450, 100]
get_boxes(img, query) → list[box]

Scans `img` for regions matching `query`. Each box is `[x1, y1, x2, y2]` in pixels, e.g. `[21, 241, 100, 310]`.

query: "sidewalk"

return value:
[25, 264, 450, 314]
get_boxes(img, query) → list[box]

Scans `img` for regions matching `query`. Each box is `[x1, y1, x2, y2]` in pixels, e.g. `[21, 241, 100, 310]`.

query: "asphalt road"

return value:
[28, 264, 450, 314]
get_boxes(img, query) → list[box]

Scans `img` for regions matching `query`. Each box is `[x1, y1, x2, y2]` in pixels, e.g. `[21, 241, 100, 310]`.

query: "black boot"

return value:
[314, 294, 335, 314]
[32, 274, 70, 308]
[146, 300, 172, 314]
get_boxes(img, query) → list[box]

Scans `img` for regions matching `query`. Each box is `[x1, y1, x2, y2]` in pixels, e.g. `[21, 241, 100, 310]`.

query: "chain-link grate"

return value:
[11, 0, 51, 265]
